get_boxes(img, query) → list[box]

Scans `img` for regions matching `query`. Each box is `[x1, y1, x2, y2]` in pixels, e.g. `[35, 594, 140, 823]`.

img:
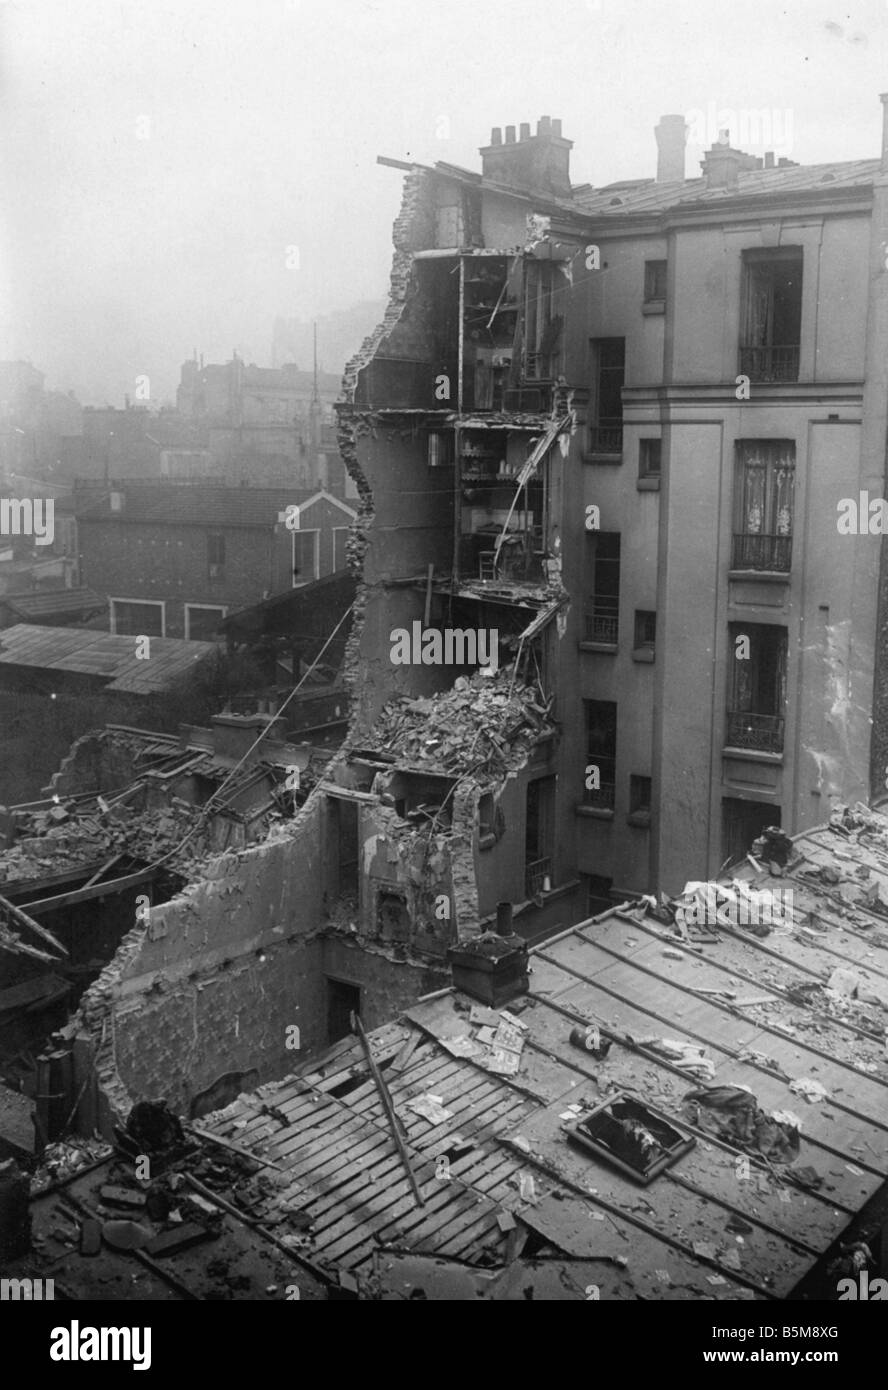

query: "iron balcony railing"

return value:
[725, 709, 785, 754]
[731, 532, 792, 572]
[584, 595, 619, 645]
[738, 345, 800, 383]
[525, 855, 552, 898]
[588, 420, 624, 455]
[583, 780, 616, 811]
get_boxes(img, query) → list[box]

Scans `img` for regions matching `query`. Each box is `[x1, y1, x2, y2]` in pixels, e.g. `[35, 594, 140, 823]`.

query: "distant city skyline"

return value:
[3, 0, 887, 402]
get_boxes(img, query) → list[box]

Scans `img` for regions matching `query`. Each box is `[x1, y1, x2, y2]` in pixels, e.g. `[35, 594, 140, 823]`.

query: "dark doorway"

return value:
[326, 977, 361, 1045]
[722, 797, 780, 868]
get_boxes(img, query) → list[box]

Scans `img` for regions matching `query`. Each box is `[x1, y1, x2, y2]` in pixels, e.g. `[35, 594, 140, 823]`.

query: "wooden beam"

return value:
[18, 865, 159, 916]
[0, 890, 67, 957]
[81, 851, 127, 890]
[353, 1013, 425, 1209]
[184, 1124, 284, 1173]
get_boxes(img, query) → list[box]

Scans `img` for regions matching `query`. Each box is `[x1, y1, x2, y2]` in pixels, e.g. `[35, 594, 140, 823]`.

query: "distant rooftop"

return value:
[0, 623, 218, 694]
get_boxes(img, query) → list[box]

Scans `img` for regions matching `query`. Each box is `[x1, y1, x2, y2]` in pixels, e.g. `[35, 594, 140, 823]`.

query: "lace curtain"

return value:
[737, 442, 794, 535]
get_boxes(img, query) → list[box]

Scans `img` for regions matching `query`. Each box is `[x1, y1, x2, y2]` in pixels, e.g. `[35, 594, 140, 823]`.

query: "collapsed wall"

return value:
[63, 166, 555, 1128]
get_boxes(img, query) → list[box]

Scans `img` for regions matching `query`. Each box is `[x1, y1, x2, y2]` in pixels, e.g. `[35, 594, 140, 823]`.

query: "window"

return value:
[589, 338, 625, 455]
[523, 261, 562, 379]
[732, 440, 794, 572]
[628, 774, 652, 826]
[185, 604, 227, 641]
[428, 431, 455, 468]
[584, 532, 620, 645]
[292, 530, 319, 584]
[584, 700, 617, 810]
[633, 609, 656, 658]
[207, 533, 226, 579]
[110, 598, 164, 637]
[722, 797, 780, 868]
[567, 1094, 694, 1184]
[525, 776, 555, 897]
[726, 623, 787, 754]
[639, 438, 662, 483]
[644, 260, 667, 304]
[333, 527, 350, 572]
[740, 248, 802, 382]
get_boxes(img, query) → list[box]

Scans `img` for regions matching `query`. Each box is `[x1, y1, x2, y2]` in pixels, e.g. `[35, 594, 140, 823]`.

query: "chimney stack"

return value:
[700, 134, 758, 189]
[654, 114, 687, 182]
[480, 116, 573, 197]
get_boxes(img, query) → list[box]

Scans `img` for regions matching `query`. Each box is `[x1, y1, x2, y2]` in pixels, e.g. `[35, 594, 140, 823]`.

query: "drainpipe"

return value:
[452, 255, 465, 589]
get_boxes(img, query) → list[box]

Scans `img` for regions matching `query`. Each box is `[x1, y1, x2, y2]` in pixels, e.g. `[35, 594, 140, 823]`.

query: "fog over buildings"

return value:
[4, 0, 888, 1324]
[1, 0, 885, 402]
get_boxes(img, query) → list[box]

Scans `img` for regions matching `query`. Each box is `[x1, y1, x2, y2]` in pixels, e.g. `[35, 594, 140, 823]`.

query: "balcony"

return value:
[588, 420, 624, 457]
[582, 782, 616, 812]
[584, 595, 619, 646]
[725, 710, 785, 754]
[525, 855, 552, 898]
[731, 533, 792, 573]
[738, 345, 800, 383]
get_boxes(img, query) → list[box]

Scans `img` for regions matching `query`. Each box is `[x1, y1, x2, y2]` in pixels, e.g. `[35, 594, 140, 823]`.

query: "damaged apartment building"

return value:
[6, 98, 888, 1224]
[339, 98, 888, 923]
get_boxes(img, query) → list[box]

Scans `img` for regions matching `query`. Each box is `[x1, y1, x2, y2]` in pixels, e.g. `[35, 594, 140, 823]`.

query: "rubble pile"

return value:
[370, 667, 553, 779]
[0, 799, 208, 884]
[30, 1137, 113, 1194]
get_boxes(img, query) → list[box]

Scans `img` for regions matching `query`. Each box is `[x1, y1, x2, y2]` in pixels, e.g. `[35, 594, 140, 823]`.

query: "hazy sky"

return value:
[2, 0, 887, 404]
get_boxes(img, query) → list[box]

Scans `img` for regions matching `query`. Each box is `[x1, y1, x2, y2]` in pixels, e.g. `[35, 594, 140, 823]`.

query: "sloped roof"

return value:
[0, 588, 106, 621]
[571, 158, 880, 217]
[199, 808, 888, 1298]
[0, 623, 217, 693]
[422, 149, 881, 222]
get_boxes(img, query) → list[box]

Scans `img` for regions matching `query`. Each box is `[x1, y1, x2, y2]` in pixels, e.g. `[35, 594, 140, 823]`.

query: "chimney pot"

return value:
[490, 126, 502, 146]
[496, 901, 513, 935]
[718, 128, 730, 146]
[505, 124, 516, 144]
[538, 115, 551, 137]
[552, 118, 562, 138]
[519, 121, 531, 141]
[764, 151, 774, 168]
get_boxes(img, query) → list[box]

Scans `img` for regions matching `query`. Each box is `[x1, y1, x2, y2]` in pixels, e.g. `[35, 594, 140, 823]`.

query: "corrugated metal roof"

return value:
[200, 809, 888, 1297]
[0, 623, 217, 693]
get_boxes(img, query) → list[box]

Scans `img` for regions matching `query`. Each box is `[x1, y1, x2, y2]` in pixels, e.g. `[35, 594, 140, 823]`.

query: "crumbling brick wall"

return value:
[77, 795, 328, 1125]
[336, 168, 440, 734]
[49, 728, 145, 798]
